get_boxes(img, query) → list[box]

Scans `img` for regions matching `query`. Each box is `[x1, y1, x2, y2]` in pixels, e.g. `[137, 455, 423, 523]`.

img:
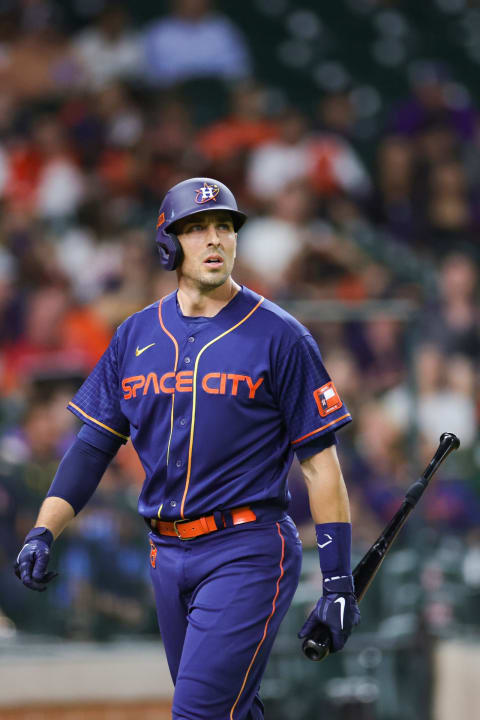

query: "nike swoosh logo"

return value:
[334, 597, 345, 629]
[317, 533, 333, 549]
[135, 343, 156, 357]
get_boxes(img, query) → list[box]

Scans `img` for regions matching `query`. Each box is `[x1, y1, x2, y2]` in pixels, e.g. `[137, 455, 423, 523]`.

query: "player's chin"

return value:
[200, 266, 230, 287]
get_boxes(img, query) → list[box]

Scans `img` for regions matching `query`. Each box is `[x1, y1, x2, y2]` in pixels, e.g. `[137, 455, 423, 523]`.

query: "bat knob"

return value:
[302, 637, 331, 662]
[302, 624, 332, 661]
[439, 432, 460, 451]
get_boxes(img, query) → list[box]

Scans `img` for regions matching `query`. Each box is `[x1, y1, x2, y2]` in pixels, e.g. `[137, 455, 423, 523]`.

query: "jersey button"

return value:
[175, 460, 183, 468]
[170, 500, 177, 507]
[188, 336, 195, 343]
[185, 357, 191, 364]
[179, 417, 187, 426]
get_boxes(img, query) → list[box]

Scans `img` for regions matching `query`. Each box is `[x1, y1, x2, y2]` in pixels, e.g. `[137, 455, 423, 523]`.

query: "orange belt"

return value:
[151, 506, 257, 540]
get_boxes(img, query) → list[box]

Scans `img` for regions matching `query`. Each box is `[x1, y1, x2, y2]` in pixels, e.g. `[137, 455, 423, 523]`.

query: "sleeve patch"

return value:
[313, 381, 343, 417]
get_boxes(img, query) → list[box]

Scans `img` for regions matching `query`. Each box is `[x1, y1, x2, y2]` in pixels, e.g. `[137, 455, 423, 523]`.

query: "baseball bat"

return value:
[302, 432, 460, 662]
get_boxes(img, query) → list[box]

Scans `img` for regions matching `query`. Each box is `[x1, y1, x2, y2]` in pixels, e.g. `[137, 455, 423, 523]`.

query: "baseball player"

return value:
[15, 178, 360, 719]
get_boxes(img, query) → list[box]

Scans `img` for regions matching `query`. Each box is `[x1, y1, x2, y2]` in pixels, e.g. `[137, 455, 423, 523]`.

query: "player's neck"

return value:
[177, 278, 241, 317]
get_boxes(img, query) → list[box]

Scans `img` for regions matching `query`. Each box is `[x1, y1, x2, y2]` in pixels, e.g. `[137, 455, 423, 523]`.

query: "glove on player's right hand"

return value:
[14, 527, 58, 592]
[298, 574, 360, 653]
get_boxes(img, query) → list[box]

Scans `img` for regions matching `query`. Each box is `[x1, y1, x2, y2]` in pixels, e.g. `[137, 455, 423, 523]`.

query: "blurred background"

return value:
[0, 0, 479, 718]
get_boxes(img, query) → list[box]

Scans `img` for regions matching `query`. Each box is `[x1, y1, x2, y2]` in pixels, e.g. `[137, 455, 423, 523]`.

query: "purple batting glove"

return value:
[14, 527, 58, 592]
[298, 574, 360, 653]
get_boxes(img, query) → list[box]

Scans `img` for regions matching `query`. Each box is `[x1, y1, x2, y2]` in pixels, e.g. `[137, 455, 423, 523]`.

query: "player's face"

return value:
[175, 210, 237, 290]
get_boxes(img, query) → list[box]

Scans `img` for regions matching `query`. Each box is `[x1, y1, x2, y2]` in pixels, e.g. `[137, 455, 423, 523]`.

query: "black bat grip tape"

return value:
[405, 478, 428, 506]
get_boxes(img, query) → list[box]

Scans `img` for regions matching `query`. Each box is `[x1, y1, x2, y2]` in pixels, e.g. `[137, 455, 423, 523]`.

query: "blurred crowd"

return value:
[0, 0, 479, 640]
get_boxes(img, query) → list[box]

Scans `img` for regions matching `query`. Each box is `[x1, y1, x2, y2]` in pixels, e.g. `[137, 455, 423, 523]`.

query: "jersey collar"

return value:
[160, 286, 262, 339]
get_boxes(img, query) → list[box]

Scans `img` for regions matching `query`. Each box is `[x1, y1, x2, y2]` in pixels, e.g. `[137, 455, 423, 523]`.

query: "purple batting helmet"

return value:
[155, 177, 247, 270]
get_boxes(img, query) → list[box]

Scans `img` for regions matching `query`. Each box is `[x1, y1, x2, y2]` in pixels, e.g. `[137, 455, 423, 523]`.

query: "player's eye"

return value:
[185, 224, 204, 233]
[218, 222, 233, 231]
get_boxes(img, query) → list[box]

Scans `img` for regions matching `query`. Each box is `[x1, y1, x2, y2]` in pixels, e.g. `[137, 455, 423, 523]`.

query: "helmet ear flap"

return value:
[156, 230, 183, 271]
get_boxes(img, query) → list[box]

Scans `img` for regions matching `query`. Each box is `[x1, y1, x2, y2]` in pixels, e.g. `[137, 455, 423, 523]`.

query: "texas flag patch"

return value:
[313, 381, 343, 417]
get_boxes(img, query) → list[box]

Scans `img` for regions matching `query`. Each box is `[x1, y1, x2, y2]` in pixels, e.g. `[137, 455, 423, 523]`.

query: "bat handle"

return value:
[302, 624, 332, 661]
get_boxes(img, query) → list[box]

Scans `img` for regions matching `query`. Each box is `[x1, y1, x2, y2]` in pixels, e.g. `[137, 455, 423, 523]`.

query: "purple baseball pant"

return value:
[148, 511, 302, 720]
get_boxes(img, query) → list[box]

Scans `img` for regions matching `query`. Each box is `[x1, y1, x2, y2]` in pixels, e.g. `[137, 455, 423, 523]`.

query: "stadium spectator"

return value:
[418, 253, 480, 360]
[389, 60, 476, 143]
[33, 115, 85, 220]
[368, 134, 417, 242]
[1, 285, 110, 394]
[73, 4, 143, 90]
[0, 6, 84, 101]
[416, 160, 479, 257]
[237, 179, 317, 296]
[197, 81, 278, 167]
[142, 0, 252, 87]
[247, 107, 370, 203]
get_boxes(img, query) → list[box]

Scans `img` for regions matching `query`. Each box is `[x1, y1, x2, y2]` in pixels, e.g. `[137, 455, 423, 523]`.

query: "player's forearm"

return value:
[300, 444, 351, 524]
[45, 428, 121, 519]
[35, 496, 75, 539]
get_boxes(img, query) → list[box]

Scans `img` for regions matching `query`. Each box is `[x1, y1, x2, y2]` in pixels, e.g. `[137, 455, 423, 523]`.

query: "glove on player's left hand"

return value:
[298, 574, 360, 653]
[14, 527, 58, 592]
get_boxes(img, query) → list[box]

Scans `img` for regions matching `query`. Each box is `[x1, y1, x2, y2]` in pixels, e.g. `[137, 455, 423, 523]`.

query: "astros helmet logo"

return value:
[195, 181, 220, 204]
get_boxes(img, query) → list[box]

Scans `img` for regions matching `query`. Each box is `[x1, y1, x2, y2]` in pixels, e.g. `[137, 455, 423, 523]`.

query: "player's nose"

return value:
[206, 223, 221, 244]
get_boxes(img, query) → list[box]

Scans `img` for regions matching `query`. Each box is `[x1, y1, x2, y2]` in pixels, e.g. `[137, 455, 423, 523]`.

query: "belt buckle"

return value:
[173, 518, 193, 540]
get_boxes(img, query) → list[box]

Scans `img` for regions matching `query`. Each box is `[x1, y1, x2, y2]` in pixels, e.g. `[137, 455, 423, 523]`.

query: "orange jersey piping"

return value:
[180, 296, 264, 519]
[68, 402, 129, 441]
[291, 412, 351, 445]
[229, 521, 285, 719]
[158, 297, 179, 469]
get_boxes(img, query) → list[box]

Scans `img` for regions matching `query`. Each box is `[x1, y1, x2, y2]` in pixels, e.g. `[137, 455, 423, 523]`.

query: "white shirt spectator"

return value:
[418, 391, 477, 448]
[382, 385, 477, 449]
[74, 27, 142, 89]
[35, 159, 84, 219]
[238, 217, 306, 287]
[143, 14, 251, 86]
[247, 142, 309, 200]
[247, 134, 370, 201]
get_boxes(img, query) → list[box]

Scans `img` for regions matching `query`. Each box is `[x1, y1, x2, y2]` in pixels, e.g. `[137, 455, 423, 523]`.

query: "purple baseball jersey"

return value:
[68, 286, 351, 521]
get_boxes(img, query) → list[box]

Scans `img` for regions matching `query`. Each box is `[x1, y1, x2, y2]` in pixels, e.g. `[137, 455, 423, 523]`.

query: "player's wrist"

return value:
[315, 522, 352, 578]
[322, 573, 355, 595]
[24, 527, 54, 547]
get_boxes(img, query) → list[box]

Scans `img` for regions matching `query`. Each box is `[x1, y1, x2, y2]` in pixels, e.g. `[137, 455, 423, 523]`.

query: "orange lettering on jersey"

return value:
[219, 373, 227, 395]
[227, 373, 246, 396]
[176, 371, 193, 392]
[245, 376, 264, 399]
[202, 372, 220, 394]
[143, 372, 160, 395]
[121, 371, 265, 400]
[122, 375, 145, 399]
[159, 371, 176, 394]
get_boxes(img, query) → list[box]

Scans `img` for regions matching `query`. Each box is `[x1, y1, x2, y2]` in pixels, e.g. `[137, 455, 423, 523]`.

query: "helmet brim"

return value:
[166, 205, 247, 234]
